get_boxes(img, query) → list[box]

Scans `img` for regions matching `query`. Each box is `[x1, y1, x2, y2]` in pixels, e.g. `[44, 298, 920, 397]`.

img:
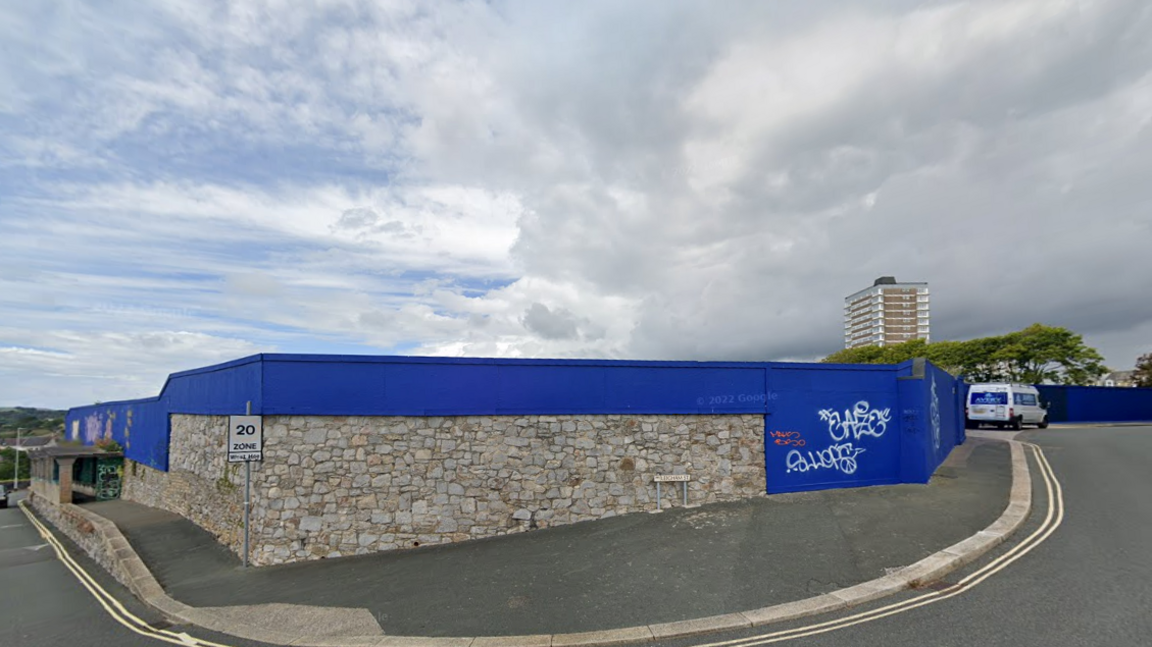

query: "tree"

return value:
[1134, 353, 1152, 388]
[821, 345, 890, 365]
[991, 324, 1106, 385]
[0, 447, 30, 482]
[822, 323, 1107, 385]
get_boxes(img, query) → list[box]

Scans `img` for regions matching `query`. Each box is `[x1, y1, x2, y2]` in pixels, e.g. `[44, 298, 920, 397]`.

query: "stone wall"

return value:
[124, 413, 766, 566]
[29, 494, 171, 606]
[122, 415, 247, 551]
[29, 494, 133, 590]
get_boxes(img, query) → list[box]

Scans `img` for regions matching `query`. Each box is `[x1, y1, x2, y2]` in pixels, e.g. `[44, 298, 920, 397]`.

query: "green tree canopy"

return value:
[823, 323, 1107, 385]
[1133, 353, 1152, 388]
[0, 447, 30, 482]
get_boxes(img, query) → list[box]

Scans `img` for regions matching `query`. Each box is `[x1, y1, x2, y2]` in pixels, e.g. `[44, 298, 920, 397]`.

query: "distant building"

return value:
[0, 435, 55, 449]
[1097, 370, 1136, 387]
[844, 276, 930, 348]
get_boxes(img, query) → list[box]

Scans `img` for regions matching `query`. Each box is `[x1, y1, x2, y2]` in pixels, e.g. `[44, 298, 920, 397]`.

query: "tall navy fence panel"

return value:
[1034, 385, 1152, 423]
[763, 359, 964, 493]
[260, 356, 770, 416]
[65, 397, 170, 471]
[898, 362, 965, 485]
[764, 364, 903, 493]
[66, 354, 964, 490]
[163, 356, 263, 414]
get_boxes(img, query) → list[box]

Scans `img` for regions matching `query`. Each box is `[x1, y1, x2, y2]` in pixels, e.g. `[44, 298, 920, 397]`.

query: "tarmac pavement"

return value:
[80, 436, 1014, 639]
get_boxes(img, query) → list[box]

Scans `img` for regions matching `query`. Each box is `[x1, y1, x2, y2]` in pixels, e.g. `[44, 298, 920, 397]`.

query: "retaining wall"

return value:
[29, 494, 134, 590]
[122, 415, 246, 550]
[126, 413, 765, 565]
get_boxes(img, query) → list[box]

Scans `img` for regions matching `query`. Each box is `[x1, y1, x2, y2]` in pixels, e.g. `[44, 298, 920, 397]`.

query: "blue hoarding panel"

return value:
[388, 363, 503, 415]
[263, 360, 391, 415]
[260, 358, 771, 416]
[496, 365, 607, 413]
[65, 398, 169, 471]
[764, 366, 902, 494]
[602, 366, 767, 414]
[926, 363, 962, 471]
[64, 354, 964, 485]
[1001, 385, 1152, 424]
[164, 357, 262, 415]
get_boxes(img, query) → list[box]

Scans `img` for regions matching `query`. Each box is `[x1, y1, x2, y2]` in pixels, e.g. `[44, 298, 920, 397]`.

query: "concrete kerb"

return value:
[39, 437, 1033, 647]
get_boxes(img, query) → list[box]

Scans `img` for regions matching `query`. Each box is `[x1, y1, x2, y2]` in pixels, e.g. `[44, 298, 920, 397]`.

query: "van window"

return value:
[971, 391, 1008, 405]
[1020, 393, 1037, 406]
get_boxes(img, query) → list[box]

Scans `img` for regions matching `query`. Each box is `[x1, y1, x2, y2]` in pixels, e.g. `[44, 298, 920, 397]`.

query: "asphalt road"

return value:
[658, 425, 1152, 647]
[0, 492, 274, 647]
[89, 438, 1010, 637]
[2, 425, 1148, 647]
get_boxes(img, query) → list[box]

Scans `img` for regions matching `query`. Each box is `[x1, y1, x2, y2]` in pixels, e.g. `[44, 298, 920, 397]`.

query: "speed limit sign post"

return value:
[230, 409, 262, 568]
[228, 415, 263, 462]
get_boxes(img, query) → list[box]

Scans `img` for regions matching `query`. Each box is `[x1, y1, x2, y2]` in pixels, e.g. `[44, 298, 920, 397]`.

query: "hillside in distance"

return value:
[0, 407, 66, 437]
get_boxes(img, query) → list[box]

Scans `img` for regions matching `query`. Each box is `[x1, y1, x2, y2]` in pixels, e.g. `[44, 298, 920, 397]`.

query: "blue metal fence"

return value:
[1034, 384, 1152, 423]
[66, 354, 965, 492]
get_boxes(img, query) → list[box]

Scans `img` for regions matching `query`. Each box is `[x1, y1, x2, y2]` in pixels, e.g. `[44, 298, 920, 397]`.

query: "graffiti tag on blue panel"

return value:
[764, 368, 902, 494]
[769, 399, 898, 492]
[66, 398, 170, 471]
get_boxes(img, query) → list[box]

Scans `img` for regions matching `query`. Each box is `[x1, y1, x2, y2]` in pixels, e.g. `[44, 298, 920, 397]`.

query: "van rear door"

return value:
[969, 388, 1009, 421]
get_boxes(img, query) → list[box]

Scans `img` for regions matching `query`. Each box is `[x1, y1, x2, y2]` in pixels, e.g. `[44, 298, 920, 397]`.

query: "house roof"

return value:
[0, 435, 55, 448]
[26, 445, 121, 460]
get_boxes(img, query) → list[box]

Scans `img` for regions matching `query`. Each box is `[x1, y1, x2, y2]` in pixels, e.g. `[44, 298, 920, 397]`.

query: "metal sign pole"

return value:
[244, 461, 251, 568]
[244, 401, 251, 568]
[12, 427, 21, 492]
[653, 474, 691, 511]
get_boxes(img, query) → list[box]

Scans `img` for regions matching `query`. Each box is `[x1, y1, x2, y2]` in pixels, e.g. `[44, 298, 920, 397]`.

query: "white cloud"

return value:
[2, 0, 1152, 407]
[0, 330, 262, 407]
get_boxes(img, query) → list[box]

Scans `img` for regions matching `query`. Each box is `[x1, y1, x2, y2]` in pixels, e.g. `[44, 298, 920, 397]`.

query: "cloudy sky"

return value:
[2, 0, 1150, 408]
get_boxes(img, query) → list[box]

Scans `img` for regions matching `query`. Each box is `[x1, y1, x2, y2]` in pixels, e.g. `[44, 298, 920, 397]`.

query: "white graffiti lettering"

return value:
[817, 401, 892, 442]
[930, 376, 941, 452]
[786, 443, 867, 475]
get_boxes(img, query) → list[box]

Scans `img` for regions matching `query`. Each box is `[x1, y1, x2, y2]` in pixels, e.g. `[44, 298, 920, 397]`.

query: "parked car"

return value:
[0, 485, 8, 509]
[966, 383, 1049, 430]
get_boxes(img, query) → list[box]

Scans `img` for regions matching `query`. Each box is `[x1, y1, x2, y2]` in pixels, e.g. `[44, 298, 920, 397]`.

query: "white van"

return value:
[966, 383, 1049, 430]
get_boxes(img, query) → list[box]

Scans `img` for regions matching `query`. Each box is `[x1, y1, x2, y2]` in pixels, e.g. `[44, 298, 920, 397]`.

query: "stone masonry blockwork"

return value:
[122, 414, 246, 550]
[125, 413, 766, 566]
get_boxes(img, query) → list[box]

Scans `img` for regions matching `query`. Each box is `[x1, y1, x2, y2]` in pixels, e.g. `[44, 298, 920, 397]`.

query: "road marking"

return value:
[18, 500, 238, 647]
[13, 443, 1063, 647]
[691, 442, 1063, 647]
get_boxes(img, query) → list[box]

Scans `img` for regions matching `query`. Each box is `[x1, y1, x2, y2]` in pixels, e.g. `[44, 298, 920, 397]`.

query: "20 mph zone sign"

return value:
[227, 415, 263, 463]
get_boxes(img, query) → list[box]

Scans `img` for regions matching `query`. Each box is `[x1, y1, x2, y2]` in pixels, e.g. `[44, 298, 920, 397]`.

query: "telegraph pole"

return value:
[12, 427, 25, 491]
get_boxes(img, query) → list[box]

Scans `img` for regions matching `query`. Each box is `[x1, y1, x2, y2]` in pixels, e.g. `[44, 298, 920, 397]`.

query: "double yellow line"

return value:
[693, 441, 1064, 647]
[17, 441, 1062, 647]
[19, 499, 236, 647]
